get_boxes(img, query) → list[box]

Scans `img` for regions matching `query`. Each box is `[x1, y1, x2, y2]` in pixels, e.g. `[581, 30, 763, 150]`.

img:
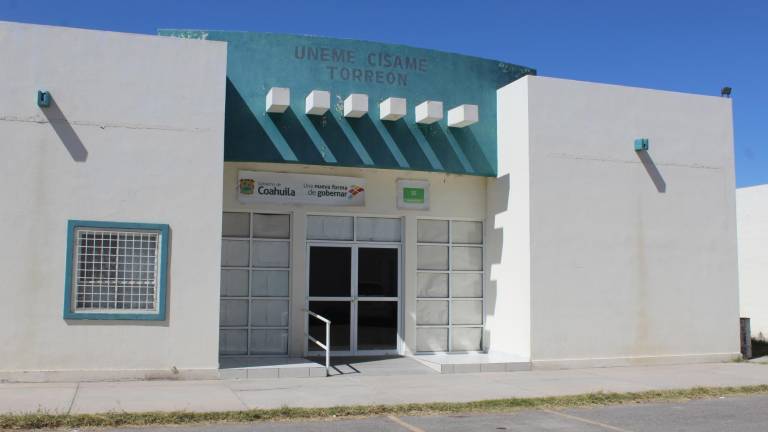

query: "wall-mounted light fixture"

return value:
[634, 138, 649, 152]
[37, 90, 51, 108]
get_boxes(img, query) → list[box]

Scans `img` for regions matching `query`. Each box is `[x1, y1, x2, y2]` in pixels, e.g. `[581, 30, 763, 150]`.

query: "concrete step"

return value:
[412, 353, 531, 374]
[219, 357, 327, 379]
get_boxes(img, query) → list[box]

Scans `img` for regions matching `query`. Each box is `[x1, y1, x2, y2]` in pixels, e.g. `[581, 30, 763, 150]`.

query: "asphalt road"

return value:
[101, 394, 768, 431]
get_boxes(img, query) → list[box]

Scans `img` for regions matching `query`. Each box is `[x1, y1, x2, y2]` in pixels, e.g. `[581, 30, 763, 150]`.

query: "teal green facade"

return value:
[159, 30, 534, 176]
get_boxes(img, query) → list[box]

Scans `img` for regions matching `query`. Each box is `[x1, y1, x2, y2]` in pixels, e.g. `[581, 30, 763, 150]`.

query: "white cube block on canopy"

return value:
[305, 90, 330, 115]
[344, 93, 368, 118]
[447, 104, 479, 128]
[266, 87, 290, 113]
[380, 97, 407, 121]
[415, 100, 443, 124]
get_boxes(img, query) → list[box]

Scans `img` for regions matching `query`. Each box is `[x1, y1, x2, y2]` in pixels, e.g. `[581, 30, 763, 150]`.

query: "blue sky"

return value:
[2, 0, 765, 187]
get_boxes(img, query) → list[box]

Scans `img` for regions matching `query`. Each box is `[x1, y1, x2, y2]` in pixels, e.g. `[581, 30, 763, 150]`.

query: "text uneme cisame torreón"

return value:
[294, 45, 427, 87]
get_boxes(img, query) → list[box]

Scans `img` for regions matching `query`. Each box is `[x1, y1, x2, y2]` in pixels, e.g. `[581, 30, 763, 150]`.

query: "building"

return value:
[0, 21, 741, 381]
[737, 184, 768, 341]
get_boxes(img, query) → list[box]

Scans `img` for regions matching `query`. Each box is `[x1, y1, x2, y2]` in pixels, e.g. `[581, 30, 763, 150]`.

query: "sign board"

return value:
[159, 30, 536, 177]
[397, 179, 429, 210]
[238, 171, 365, 206]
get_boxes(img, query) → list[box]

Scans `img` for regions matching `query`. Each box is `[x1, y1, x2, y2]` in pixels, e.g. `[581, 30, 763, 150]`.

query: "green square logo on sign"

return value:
[397, 180, 429, 210]
[403, 187, 425, 203]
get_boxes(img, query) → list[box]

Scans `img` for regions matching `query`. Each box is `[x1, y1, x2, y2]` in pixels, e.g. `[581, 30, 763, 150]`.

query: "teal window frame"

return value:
[63, 220, 170, 321]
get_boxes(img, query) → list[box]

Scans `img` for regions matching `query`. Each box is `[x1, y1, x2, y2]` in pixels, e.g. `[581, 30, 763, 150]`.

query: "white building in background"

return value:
[0, 21, 741, 381]
[738, 184, 768, 340]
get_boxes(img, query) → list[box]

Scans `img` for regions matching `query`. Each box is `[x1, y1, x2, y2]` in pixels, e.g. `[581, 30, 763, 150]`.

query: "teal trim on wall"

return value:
[63, 220, 170, 321]
[158, 30, 535, 177]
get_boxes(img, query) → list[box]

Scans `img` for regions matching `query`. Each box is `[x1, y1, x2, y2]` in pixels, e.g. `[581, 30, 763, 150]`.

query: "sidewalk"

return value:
[3, 362, 768, 415]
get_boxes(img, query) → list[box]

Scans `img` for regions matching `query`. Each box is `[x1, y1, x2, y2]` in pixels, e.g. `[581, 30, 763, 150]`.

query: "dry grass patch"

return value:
[2, 385, 768, 430]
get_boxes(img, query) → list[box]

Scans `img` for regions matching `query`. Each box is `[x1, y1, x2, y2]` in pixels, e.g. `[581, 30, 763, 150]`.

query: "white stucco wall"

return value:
[493, 75, 740, 368]
[222, 163, 487, 356]
[737, 184, 768, 339]
[485, 81, 531, 360]
[0, 22, 227, 378]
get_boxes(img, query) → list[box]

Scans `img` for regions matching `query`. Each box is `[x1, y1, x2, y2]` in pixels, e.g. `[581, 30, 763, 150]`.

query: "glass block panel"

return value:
[251, 270, 289, 297]
[221, 269, 249, 297]
[250, 329, 288, 354]
[417, 272, 448, 298]
[220, 299, 248, 326]
[417, 219, 449, 243]
[451, 273, 482, 298]
[307, 215, 354, 240]
[416, 328, 448, 352]
[219, 329, 247, 355]
[221, 240, 249, 267]
[452, 327, 482, 351]
[417, 245, 448, 270]
[452, 300, 483, 325]
[356, 217, 401, 242]
[250, 299, 289, 327]
[416, 300, 448, 325]
[252, 214, 290, 239]
[251, 240, 290, 268]
[452, 246, 482, 271]
[222, 213, 250, 237]
[452, 221, 483, 244]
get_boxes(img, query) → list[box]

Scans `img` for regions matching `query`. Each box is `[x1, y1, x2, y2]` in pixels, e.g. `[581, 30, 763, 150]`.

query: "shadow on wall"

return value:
[224, 78, 284, 162]
[417, 123, 464, 173]
[449, 127, 493, 175]
[42, 96, 87, 162]
[308, 113, 364, 166]
[636, 151, 666, 193]
[484, 173, 511, 351]
[347, 116, 400, 168]
[224, 79, 494, 175]
[382, 119, 433, 170]
[268, 108, 326, 164]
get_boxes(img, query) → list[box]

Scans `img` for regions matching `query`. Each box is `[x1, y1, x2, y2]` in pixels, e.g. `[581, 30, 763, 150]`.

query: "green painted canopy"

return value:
[159, 30, 535, 176]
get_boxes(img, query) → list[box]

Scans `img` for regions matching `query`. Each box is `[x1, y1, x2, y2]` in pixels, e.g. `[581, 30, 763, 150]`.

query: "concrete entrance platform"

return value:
[220, 355, 527, 379]
[221, 356, 437, 379]
[219, 357, 327, 379]
[413, 353, 531, 373]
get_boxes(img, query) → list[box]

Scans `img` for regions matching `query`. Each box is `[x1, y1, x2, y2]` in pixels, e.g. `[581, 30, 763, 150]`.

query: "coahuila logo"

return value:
[239, 179, 255, 195]
[256, 181, 296, 197]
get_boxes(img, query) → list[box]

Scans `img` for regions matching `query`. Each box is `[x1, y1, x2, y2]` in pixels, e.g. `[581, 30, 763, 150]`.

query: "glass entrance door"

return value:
[307, 244, 400, 355]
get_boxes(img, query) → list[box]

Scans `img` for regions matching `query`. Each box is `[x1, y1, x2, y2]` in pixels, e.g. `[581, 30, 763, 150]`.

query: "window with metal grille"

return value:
[64, 220, 169, 320]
